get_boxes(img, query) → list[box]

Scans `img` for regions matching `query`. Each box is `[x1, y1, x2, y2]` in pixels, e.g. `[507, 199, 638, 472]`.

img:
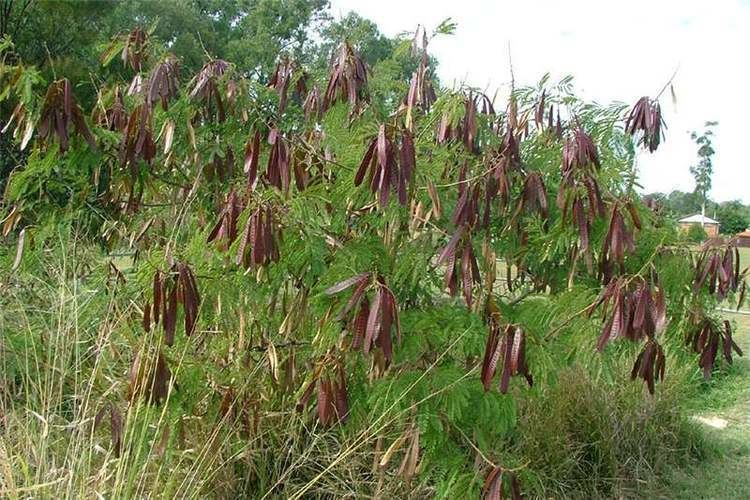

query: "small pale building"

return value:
[735, 229, 750, 247]
[678, 214, 720, 237]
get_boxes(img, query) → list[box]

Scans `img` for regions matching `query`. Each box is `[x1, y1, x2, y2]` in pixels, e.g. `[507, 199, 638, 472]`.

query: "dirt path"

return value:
[662, 312, 750, 499]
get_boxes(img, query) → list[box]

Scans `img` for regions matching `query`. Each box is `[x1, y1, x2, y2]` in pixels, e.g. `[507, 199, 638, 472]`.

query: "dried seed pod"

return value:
[120, 27, 148, 72]
[322, 41, 369, 117]
[189, 59, 231, 122]
[37, 79, 97, 152]
[302, 84, 322, 121]
[625, 96, 665, 152]
[207, 189, 243, 249]
[436, 228, 480, 309]
[120, 103, 156, 169]
[128, 350, 172, 404]
[482, 467, 522, 500]
[93, 86, 128, 132]
[146, 262, 200, 345]
[146, 57, 180, 110]
[512, 170, 549, 223]
[562, 127, 600, 174]
[297, 360, 349, 426]
[592, 277, 666, 352]
[630, 339, 666, 395]
[400, 48, 436, 131]
[693, 241, 746, 301]
[599, 201, 640, 283]
[243, 129, 262, 188]
[236, 204, 280, 269]
[265, 128, 291, 193]
[354, 125, 414, 207]
[481, 317, 533, 394]
[686, 316, 743, 379]
[326, 272, 400, 365]
[436, 91, 494, 153]
[268, 56, 306, 114]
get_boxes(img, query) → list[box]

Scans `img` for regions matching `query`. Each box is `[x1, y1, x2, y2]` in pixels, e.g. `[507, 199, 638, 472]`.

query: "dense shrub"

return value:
[0, 21, 744, 499]
[686, 223, 709, 243]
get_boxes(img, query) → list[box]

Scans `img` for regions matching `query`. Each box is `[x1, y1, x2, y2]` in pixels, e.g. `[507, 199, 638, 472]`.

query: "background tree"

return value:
[689, 120, 718, 216]
[716, 200, 750, 234]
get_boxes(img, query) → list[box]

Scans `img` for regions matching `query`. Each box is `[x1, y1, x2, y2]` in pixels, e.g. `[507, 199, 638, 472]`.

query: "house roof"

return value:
[678, 213, 719, 225]
[736, 229, 750, 237]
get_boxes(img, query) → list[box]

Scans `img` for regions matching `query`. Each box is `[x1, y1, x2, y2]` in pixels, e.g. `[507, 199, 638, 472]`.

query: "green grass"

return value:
[654, 317, 750, 498]
[656, 311, 750, 499]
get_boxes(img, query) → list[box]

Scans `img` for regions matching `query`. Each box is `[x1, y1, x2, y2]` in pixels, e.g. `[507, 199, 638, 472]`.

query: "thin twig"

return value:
[655, 65, 680, 100]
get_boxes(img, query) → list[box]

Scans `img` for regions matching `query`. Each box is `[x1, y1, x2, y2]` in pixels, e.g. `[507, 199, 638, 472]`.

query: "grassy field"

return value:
[655, 245, 750, 498]
[655, 311, 750, 499]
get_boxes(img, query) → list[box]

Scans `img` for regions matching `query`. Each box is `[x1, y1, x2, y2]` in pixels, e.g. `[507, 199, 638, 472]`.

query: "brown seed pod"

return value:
[482, 466, 522, 500]
[235, 204, 280, 269]
[686, 316, 743, 379]
[630, 339, 666, 395]
[189, 59, 231, 122]
[625, 96, 665, 152]
[354, 125, 414, 207]
[146, 57, 180, 111]
[322, 41, 369, 117]
[326, 272, 400, 365]
[591, 277, 667, 352]
[37, 79, 97, 152]
[693, 241, 746, 301]
[297, 360, 349, 426]
[481, 316, 533, 394]
[146, 262, 200, 346]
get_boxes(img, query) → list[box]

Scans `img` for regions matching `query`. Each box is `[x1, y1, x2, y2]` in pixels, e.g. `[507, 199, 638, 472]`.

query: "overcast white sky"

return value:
[329, 0, 750, 202]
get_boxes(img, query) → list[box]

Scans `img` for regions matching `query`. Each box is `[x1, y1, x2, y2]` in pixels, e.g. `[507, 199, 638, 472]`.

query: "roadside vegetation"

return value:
[0, 2, 747, 498]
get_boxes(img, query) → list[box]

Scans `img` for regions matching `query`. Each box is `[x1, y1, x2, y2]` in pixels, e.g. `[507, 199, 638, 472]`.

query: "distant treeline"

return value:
[645, 190, 750, 234]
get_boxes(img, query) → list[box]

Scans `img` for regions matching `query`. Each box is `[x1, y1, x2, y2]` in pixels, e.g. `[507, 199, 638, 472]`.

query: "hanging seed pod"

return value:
[512, 170, 549, 223]
[436, 91, 494, 153]
[236, 204, 280, 269]
[354, 125, 414, 207]
[322, 41, 369, 117]
[37, 79, 97, 152]
[146, 262, 200, 346]
[127, 350, 172, 404]
[481, 317, 533, 394]
[326, 272, 400, 365]
[482, 466, 522, 500]
[562, 127, 600, 174]
[693, 241, 746, 301]
[625, 96, 665, 152]
[599, 201, 639, 283]
[686, 316, 743, 379]
[630, 339, 666, 395]
[120, 27, 148, 72]
[436, 228, 481, 309]
[302, 84, 322, 121]
[400, 47, 436, 131]
[189, 59, 231, 122]
[297, 360, 349, 426]
[94, 86, 128, 132]
[120, 103, 156, 168]
[265, 128, 291, 193]
[268, 56, 306, 114]
[146, 57, 180, 111]
[207, 189, 243, 250]
[243, 129, 262, 188]
[591, 277, 667, 352]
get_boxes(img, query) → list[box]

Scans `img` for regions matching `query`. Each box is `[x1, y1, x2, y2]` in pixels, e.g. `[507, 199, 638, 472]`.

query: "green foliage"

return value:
[716, 200, 750, 234]
[686, 223, 709, 243]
